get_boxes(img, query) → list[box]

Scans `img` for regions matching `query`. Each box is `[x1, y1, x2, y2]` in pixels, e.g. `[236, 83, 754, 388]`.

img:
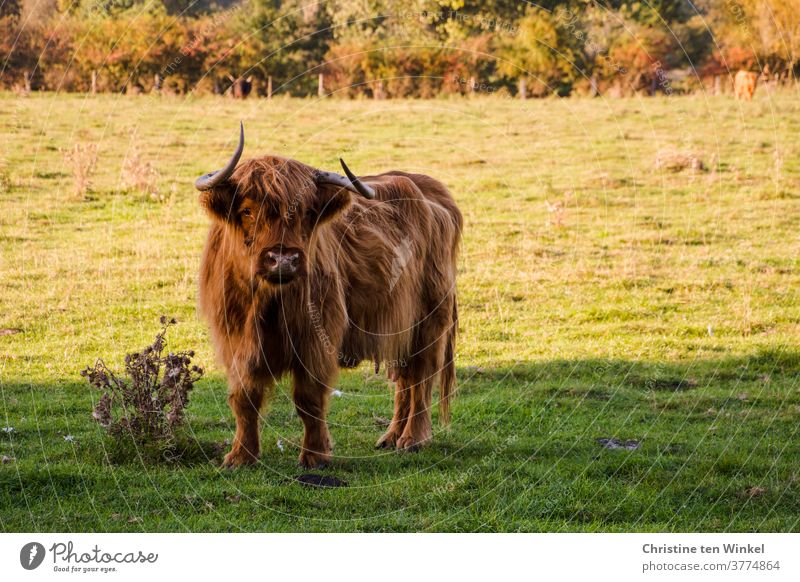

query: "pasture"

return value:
[1, 90, 799, 532]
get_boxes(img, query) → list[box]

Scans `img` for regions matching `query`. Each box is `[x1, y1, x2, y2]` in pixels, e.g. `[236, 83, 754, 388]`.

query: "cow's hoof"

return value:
[375, 431, 401, 449]
[299, 450, 331, 469]
[222, 449, 259, 469]
[396, 434, 428, 452]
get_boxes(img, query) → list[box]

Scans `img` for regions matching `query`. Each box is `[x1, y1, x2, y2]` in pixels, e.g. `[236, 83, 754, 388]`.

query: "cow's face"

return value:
[201, 157, 352, 287]
[237, 196, 306, 285]
[234, 188, 351, 286]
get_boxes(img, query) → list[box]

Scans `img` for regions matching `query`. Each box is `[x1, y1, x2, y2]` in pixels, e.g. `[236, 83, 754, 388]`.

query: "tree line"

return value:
[1, 0, 798, 97]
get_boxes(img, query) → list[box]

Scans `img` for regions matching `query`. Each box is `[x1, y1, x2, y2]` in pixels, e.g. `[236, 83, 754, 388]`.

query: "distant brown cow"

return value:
[195, 124, 462, 468]
[227, 75, 253, 99]
[734, 70, 758, 101]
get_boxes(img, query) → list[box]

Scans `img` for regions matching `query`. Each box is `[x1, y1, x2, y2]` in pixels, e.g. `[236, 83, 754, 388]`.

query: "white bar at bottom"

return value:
[1, 533, 797, 581]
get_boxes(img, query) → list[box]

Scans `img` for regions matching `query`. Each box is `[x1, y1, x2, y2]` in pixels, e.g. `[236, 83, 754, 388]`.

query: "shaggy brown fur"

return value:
[198, 155, 462, 468]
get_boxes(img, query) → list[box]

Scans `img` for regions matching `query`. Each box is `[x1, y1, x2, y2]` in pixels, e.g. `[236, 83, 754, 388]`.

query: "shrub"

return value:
[81, 317, 203, 457]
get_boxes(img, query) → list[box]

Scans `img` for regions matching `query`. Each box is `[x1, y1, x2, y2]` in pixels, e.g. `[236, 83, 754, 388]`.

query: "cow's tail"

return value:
[439, 297, 458, 425]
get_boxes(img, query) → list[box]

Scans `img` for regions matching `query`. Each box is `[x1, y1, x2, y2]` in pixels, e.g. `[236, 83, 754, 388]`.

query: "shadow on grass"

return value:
[1, 348, 799, 531]
[2, 347, 797, 467]
[456, 347, 800, 387]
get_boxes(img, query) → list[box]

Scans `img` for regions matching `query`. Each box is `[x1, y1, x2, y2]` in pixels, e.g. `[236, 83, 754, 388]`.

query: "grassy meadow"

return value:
[1, 90, 799, 532]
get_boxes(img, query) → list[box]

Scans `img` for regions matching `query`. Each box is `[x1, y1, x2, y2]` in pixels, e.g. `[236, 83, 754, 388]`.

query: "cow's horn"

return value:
[315, 160, 375, 200]
[194, 122, 244, 191]
[339, 158, 375, 199]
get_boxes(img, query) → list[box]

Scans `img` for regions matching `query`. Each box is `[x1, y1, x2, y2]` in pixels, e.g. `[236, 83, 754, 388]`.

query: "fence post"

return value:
[318, 73, 324, 98]
[519, 78, 526, 100]
[267, 76, 273, 99]
[91, 70, 98, 94]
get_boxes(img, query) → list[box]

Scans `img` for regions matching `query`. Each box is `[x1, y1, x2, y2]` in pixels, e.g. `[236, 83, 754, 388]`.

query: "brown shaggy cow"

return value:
[734, 70, 758, 101]
[227, 75, 253, 99]
[195, 124, 462, 469]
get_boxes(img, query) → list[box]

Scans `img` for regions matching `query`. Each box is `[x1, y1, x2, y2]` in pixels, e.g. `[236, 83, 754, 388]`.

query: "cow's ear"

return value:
[310, 184, 351, 227]
[199, 183, 238, 221]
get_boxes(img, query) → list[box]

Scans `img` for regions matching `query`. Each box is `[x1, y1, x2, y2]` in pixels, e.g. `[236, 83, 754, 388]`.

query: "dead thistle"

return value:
[545, 199, 566, 228]
[64, 143, 98, 198]
[773, 148, 783, 187]
[121, 142, 161, 199]
[0, 159, 11, 194]
[81, 316, 203, 455]
[654, 148, 705, 172]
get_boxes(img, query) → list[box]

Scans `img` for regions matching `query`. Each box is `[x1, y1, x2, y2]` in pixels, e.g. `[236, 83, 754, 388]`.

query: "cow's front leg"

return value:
[293, 370, 333, 469]
[223, 378, 268, 468]
[376, 377, 410, 448]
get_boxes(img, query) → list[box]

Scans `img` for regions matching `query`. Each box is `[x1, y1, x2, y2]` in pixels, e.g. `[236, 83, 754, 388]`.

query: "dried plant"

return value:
[64, 143, 98, 198]
[81, 317, 203, 454]
[121, 142, 161, 199]
[545, 199, 566, 228]
[654, 148, 705, 172]
[0, 159, 11, 194]
[773, 148, 783, 187]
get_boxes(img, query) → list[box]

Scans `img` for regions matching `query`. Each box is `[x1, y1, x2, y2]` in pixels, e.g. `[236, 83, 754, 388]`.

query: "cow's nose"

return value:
[266, 251, 299, 273]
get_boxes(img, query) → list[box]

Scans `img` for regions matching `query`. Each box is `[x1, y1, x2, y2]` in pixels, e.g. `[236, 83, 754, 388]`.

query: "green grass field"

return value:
[1, 90, 799, 532]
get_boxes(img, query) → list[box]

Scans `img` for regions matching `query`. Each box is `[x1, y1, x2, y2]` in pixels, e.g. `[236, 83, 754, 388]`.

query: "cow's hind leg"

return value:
[223, 377, 271, 468]
[395, 372, 434, 451]
[376, 376, 411, 448]
[293, 370, 333, 469]
[395, 300, 454, 451]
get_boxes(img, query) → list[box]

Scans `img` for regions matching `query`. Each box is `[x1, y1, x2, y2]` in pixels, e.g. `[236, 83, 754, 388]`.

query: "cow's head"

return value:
[195, 123, 374, 286]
